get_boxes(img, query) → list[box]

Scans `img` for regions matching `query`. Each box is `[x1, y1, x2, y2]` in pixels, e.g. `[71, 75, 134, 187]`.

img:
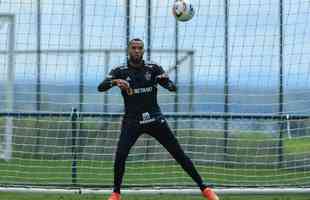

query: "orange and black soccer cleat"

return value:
[202, 187, 219, 200]
[107, 192, 121, 200]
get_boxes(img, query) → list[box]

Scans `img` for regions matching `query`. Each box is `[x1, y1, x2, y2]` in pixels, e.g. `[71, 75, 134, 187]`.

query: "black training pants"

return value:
[112, 116, 205, 193]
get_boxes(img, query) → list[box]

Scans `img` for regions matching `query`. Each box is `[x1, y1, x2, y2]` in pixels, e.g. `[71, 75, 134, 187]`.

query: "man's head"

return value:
[128, 38, 144, 64]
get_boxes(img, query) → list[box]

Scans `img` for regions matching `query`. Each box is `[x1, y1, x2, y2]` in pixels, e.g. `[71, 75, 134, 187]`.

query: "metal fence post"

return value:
[71, 108, 79, 185]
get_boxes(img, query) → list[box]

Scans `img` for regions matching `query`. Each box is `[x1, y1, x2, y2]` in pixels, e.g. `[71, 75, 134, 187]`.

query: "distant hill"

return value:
[0, 82, 309, 115]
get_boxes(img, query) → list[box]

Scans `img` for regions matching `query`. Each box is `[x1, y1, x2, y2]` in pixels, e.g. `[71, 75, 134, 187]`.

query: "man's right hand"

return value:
[112, 79, 133, 95]
[112, 79, 130, 90]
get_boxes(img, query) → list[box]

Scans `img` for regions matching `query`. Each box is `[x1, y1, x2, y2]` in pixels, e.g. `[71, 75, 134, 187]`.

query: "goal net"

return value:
[0, 0, 310, 194]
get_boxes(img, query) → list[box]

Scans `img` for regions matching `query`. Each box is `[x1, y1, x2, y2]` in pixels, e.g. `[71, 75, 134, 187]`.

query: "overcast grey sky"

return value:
[0, 0, 309, 89]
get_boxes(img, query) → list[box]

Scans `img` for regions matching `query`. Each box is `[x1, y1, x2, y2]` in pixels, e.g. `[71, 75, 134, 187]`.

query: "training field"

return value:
[1, 0, 310, 199]
[1, 193, 310, 200]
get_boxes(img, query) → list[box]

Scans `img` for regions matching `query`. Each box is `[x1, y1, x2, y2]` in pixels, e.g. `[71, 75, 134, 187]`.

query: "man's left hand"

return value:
[155, 73, 169, 84]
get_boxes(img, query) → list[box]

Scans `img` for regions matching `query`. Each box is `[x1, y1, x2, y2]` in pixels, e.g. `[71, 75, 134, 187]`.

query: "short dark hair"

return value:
[128, 38, 144, 47]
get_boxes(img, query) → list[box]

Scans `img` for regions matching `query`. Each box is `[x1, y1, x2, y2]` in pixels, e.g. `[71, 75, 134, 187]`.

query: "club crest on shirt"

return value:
[144, 71, 151, 81]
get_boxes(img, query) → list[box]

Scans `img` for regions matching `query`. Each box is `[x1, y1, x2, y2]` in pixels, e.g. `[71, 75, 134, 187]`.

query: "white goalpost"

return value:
[0, 14, 15, 161]
[0, 0, 310, 196]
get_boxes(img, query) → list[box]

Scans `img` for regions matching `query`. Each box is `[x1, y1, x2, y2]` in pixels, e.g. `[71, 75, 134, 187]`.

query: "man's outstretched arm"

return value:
[98, 77, 131, 92]
[97, 75, 115, 92]
[98, 67, 130, 92]
[156, 73, 177, 92]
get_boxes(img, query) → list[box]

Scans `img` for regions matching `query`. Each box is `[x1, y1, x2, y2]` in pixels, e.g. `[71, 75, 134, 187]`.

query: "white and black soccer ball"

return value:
[172, 0, 195, 22]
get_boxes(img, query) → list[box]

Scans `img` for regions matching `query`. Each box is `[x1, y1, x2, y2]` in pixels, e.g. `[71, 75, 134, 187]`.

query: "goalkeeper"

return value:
[98, 38, 219, 200]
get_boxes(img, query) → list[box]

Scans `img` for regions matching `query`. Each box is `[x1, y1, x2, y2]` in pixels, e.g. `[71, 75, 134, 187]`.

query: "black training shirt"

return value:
[98, 60, 176, 119]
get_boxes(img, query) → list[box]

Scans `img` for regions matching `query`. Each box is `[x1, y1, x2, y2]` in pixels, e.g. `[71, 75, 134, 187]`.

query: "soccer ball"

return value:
[172, 0, 195, 22]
